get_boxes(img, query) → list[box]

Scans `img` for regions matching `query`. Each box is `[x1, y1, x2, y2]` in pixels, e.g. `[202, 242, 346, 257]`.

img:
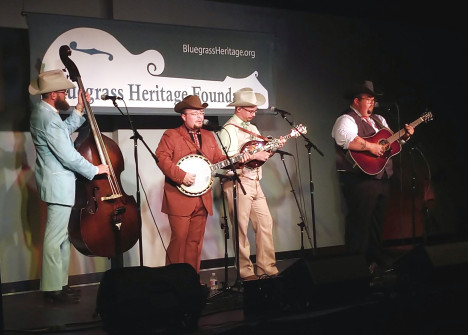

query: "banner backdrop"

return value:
[27, 13, 275, 115]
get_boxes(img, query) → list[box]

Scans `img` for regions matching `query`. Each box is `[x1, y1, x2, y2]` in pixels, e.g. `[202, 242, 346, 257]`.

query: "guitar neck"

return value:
[387, 116, 425, 144]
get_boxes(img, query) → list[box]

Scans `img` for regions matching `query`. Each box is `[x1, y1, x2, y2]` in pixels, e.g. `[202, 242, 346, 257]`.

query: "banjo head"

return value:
[176, 154, 214, 196]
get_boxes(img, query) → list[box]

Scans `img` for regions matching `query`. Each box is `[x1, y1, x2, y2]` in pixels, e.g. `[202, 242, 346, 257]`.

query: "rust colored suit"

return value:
[156, 125, 225, 273]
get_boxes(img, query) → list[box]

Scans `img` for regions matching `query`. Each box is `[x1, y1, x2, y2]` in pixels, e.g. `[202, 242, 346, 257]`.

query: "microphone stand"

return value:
[275, 151, 309, 256]
[409, 143, 432, 245]
[1, 265, 4, 335]
[112, 99, 159, 267]
[277, 111, 323, 256]
[214, 173, 233, 292]
[412, 144, 431, 245]
[409, 146, 417, 245]
[214, 130, 246, 291]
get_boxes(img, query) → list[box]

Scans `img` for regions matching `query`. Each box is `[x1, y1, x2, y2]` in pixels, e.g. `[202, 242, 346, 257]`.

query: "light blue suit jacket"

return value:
[30, 101, 98, 206]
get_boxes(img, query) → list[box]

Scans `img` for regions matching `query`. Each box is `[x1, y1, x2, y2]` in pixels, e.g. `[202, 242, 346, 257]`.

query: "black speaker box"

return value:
[394, 241, 468, 288]
[244, 255, 371, 316]
[96, 263, 206, 334]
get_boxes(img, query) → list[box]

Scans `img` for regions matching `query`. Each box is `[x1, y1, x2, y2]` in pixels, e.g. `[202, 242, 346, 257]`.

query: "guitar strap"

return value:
[227, 123, 269, 141]
[370, 115, 393, 134]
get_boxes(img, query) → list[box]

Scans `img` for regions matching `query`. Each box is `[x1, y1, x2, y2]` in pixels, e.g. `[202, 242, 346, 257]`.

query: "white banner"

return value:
[28, 14, 275, 115]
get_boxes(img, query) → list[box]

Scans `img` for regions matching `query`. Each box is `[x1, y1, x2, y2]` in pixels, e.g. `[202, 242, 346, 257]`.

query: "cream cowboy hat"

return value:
[29, 69, 75, 96]
[174, 95, 208, 113]
[227, 87, 266, 107]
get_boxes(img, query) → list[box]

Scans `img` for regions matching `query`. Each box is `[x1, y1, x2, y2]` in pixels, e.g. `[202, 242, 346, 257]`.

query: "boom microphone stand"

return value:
[215, 173, 233, 290]
[110, 99, 159, 267]
[409, 147, 418, 244]
[277, 111, 324, 255]
[1, 266, 4, 335]
[275, 150, 310, 255]
[230, 175, 246, 289]
[213, 130, 246, 291]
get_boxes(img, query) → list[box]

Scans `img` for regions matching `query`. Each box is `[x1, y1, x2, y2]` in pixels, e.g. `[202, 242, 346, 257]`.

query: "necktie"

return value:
[189, 130, 200, 148]
[363, 117, 373, 127]
[241, 122, 255, 140]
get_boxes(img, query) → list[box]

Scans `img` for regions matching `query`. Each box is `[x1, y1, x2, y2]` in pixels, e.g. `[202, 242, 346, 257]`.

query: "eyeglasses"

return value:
[186, 111, 205, 117]
[241, 107, 258, 114]
[56, 90, 68, 95]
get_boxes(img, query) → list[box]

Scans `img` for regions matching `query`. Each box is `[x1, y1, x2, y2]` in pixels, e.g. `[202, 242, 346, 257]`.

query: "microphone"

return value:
[275, 149, 293, 157]
[101, 94, 122, 101]
[270, 106, 291, 116]
[374, 101, 393, 111]
[203, 119, 224, 131]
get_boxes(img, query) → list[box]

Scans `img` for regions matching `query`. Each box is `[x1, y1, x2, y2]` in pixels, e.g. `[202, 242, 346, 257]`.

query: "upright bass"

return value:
[59, 45, 139, 258]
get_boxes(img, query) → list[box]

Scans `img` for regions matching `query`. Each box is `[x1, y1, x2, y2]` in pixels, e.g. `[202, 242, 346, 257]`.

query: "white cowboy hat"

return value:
[29, 69, 75, 95]
[227, 87, 266, 107]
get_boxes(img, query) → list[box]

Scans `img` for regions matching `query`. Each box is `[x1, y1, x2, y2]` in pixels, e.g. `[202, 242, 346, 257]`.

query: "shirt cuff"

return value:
[74, 108, 84, 116]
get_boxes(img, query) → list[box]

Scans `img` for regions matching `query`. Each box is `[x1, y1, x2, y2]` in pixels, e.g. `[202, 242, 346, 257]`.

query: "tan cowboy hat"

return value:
[345, 80, 383, 99]
[29, 69, 75, 96]
[227, 87, 266, 107]
[174, 95, 208, 113]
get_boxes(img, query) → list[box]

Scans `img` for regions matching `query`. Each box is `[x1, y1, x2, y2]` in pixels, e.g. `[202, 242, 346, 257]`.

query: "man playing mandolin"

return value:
[332, 80, 414, 275]
[218, 87, 286, 281]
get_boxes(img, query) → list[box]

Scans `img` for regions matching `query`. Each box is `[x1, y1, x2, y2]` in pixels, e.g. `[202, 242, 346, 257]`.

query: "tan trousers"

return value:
[223, 177, 278, 278]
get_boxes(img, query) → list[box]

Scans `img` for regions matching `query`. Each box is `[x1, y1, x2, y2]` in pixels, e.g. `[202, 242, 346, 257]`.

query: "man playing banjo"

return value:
[155, 95, 251, 274]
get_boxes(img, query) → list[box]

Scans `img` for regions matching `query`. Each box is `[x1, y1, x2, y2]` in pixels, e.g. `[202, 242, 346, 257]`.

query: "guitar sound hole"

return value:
[379, 139, 390, 150]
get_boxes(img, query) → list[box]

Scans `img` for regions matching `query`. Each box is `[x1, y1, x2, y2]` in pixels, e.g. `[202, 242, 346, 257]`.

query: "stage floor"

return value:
[3, 253, 468, 334]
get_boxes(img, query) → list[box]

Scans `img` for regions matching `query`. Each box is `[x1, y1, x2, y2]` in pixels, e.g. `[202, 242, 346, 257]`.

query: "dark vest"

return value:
[335, 109, 393, 179]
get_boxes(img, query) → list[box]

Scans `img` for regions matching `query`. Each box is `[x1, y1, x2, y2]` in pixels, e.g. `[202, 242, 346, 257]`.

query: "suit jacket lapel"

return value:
[177, 125, 205, 156]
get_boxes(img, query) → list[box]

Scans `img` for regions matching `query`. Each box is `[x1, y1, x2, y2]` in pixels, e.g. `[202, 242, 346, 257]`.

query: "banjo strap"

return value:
[183, 135, 206, 156]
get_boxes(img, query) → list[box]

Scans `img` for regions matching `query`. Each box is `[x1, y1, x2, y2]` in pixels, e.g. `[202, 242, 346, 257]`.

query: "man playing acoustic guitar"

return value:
[332, 80, 414, 275]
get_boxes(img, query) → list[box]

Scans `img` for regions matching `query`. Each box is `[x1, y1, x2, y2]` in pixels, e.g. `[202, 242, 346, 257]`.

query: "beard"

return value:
[55, 96, 71, 112]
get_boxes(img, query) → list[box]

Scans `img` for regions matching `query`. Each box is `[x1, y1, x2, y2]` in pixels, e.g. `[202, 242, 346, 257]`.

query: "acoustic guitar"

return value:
[348, 111, 433, 175]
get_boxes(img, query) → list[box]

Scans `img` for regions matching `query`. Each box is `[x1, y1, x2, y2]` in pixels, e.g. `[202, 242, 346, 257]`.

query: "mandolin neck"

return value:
[211, 146, 263, 171]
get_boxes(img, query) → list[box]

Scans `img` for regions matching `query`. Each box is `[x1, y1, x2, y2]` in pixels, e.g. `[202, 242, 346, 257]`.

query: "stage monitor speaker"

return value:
[96, 263, 205, 334]
[394, 241, 468, 287]
[244, 255, 371, 316]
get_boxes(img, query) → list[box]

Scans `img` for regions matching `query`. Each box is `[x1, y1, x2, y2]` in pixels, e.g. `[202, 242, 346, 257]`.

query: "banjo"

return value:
[176, 125, 307, 196]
